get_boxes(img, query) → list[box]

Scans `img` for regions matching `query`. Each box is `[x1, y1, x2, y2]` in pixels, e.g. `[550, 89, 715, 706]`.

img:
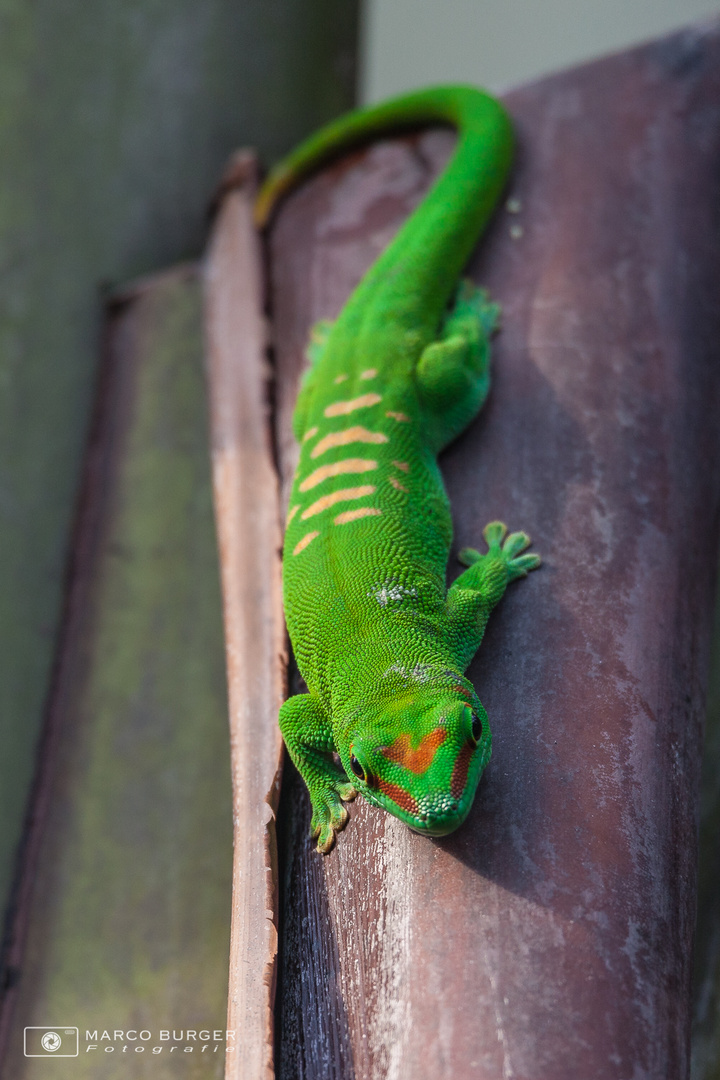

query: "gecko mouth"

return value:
[407, 815, 467, 837]
[407, 795, 472, 836]
[403, 734, 487, 835]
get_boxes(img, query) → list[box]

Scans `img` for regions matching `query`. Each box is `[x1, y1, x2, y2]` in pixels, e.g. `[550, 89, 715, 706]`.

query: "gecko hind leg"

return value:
[416, 281, 500, 451]
[305, 318, 334, 366]
[293, 319, 335, 441]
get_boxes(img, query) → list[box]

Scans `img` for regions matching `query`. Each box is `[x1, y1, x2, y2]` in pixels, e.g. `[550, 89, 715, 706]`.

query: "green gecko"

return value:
[256, 86, 540, 853]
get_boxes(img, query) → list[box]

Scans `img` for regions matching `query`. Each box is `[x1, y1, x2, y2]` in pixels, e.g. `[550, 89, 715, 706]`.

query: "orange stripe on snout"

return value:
[377, 779, 418, 816]
[450, 743, 475, 799]
[381, 728, 447, 774]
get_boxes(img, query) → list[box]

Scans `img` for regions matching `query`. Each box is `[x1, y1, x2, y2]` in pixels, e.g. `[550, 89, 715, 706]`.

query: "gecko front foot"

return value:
[279, 692, 358, 852]
[459, 520, 541, 581]
[310, 779, 357, 853]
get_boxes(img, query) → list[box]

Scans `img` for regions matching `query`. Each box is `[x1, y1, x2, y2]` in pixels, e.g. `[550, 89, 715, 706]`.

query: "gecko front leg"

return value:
[279, 692, 357, 852]
[446, 521, 541, 670]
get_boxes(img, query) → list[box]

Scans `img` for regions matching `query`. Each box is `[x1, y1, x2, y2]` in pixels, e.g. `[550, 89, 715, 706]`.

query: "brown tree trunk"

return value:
[266, 21, 720, 1080]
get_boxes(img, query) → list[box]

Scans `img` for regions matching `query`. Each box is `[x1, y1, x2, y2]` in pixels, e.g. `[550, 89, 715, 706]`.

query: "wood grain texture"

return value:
[0, 265, 233, 1078]
[204, 157, 286, 1080]
[269, 22, 720, 1080]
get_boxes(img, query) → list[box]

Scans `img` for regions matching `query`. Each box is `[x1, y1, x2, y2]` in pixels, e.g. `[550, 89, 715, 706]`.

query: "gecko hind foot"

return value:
[305, 318, 334, 366]
[452, 279, 501, 338]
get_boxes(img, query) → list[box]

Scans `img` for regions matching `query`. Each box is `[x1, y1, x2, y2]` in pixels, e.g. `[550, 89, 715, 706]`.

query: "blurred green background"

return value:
[0, 0, 358, 934]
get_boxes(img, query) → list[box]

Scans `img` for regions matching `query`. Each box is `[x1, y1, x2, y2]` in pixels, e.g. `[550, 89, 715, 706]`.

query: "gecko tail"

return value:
[254, 85, 512, 229]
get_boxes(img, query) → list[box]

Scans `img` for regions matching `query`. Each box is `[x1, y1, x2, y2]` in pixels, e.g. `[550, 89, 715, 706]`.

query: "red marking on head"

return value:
[381, 728, 447, 774]
[451, 743, 475, 800]
[454, 684, 473, 701]
[377, 779, 419, 816]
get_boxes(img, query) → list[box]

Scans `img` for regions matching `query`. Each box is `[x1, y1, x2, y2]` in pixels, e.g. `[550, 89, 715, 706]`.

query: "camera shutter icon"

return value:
[24, 1027, 79, 1056]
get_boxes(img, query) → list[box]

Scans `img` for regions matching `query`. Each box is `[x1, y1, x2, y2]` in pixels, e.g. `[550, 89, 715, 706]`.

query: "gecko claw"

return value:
[309, 781, 357, 853]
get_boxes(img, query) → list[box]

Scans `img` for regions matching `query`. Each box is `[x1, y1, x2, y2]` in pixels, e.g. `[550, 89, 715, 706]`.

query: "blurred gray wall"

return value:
[0, 0, 358, 926]
[361, 0, 720, 99]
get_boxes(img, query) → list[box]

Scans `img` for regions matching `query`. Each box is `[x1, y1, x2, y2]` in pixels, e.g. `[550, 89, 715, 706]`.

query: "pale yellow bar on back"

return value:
[334, 507, 383, 525]
[310, 426, 388, 459]
[292, 529, 320, 555]
[299, 458, 377, 492]
[301, 485, 376, 520]
[324, 392, 382, 417]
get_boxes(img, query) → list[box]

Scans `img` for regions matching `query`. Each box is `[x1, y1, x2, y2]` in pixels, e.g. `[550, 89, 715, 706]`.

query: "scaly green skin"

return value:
[257, 86, 540, 853]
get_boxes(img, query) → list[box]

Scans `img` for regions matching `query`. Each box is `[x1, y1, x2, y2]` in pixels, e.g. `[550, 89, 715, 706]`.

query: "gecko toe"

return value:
[483, 520, 508, 550]
[503, 530, 532, 558]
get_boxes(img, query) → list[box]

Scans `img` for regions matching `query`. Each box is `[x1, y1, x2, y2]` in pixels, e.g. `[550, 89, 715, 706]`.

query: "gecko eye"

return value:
[471, 712, 482, 744]
[349, 754, 366, 782]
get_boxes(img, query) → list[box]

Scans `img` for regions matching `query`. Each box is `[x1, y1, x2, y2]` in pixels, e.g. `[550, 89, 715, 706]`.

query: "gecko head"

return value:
[338, 683, 491, 836]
